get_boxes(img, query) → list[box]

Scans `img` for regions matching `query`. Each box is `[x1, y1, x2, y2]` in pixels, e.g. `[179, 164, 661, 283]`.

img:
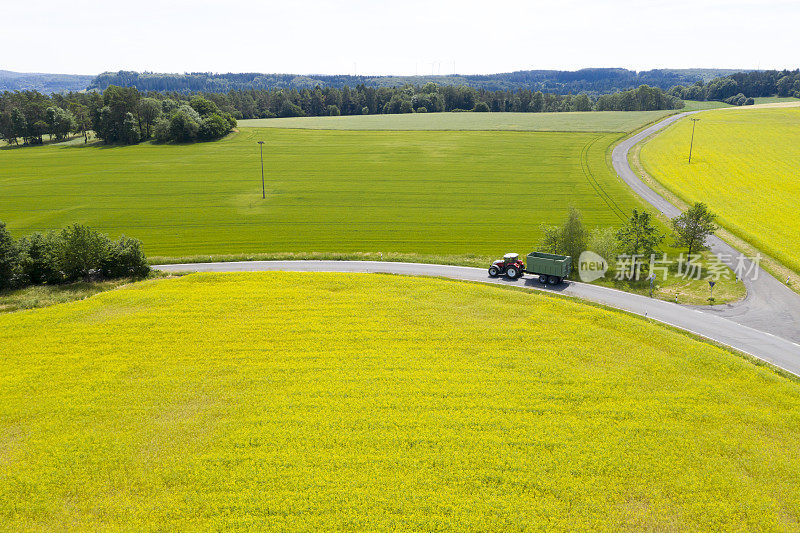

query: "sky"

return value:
[4, 0, 799, 76]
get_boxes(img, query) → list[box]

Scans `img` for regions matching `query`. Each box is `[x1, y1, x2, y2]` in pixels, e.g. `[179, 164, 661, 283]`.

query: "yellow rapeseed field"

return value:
[1, 273, 799, 530]
[640, 106, 800, 274]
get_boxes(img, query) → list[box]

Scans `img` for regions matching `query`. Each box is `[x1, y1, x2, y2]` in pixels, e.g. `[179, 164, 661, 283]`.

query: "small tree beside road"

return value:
[672, 202, 718, 259]
[616, 209, 664, 262]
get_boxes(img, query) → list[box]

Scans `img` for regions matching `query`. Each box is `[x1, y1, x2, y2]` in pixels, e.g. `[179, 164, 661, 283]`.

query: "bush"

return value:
[168, 109, 200, 142]
[3, 222, 150, 289]
[198, 113, 232, 140]
[57, 224, 110, 282]
[101, 236, 149, 278]
[327, 105, 341, 116]
[18, 232, 60, 285]
[416, 106, 427, 113]
[473, 101, 490, 112]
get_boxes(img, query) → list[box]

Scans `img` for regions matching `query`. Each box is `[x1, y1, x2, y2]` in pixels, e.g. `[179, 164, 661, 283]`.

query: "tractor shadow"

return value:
[490, 276, 571, 293]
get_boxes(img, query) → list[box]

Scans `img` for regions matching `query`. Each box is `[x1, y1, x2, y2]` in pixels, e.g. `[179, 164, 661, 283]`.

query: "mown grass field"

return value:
[238, 110, 674, 132]
[640, 105, 800, 274]
[0, 114, 655, 259]
[0, 272, 798, 530]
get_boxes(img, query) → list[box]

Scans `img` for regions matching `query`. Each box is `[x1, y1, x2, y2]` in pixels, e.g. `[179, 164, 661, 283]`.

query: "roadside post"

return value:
[688, 118, 700, 163]
[708, 280, 716, 302]
[258, 140, 266, 199]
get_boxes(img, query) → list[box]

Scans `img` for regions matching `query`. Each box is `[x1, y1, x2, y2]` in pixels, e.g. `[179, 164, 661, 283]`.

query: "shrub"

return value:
[416, 106, 427, 113]
[18, 232, 61, 285]
[473, 101, 490, 112]
[102, 236, 150, 278]
[57, 224, 110, 282]
[168, 109, 200, 142]
[198, 113, 232, 140]
[327, 105, 341, 116]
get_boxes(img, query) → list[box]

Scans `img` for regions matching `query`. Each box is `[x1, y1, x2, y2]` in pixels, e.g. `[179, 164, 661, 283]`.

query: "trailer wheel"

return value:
[538, 274, 547, 284]
[506, 266, 518, 278]
[488, 266, 500, 277]
[548, 275, 561, 285]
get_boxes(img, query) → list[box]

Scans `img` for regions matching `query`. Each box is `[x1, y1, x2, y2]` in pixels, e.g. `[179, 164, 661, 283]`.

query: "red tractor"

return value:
[488, 253, 524, 279]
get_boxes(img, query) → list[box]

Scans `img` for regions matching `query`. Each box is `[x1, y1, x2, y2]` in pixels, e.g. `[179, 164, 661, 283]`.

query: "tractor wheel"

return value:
[548, 275, 560, 285]
[505, 266, 518, 278]
[538, 274, 547, 284]
[488, 266, 500, 277]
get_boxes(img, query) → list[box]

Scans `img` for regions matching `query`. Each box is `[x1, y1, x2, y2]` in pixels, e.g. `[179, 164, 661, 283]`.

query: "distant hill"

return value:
[0, 70, 94, 93]
[1, 67, 743, 95]
[88, 68, 741, 94]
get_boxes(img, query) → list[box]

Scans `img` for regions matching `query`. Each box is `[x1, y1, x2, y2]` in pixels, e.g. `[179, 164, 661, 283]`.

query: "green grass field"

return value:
[238, 110, 674, 132]
[640, 105, 800, 274]
[0, 114, 656, 258]
[0, 273, 798, 530]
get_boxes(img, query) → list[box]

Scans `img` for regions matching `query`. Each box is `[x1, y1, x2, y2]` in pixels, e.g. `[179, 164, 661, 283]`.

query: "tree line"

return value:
[0, 221, 150, 291]
[87, 68, 734, 94]
[668, 69, 800, 103]
[0, 87, 236, 146]
[1, 83, 682, 147]
[543, 203, 717, 277]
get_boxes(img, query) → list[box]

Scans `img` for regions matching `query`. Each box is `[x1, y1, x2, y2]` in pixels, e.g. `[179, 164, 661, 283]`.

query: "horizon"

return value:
[0, 65, 778, 79]
[4, 0, 798, 76]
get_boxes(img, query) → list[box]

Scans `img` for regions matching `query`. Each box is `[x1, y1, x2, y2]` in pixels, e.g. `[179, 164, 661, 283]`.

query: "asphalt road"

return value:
[154, 110, 800, 376]
[154, 260, 800, 377]
[612, 111, 800, 344]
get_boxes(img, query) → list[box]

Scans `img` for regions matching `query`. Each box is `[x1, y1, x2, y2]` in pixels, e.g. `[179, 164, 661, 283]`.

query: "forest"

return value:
[668, 69, 800, 103]
[87, 68, 734, 94]
[0, 83, 682, 146]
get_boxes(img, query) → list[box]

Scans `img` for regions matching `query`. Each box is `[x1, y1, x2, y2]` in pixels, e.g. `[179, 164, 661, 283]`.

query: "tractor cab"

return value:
[488, 253, 525, 278]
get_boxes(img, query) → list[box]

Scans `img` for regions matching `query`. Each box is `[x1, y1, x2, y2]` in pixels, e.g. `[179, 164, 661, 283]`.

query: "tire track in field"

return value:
[580, 135, 628, 222]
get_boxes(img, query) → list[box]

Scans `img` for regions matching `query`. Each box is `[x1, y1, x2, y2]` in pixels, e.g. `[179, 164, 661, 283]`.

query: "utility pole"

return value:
[688, 118, 700, 163]
[258, 141, 265, 199]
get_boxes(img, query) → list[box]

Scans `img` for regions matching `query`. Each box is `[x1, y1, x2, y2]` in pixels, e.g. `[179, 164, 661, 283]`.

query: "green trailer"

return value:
[524, 252, 572, 285]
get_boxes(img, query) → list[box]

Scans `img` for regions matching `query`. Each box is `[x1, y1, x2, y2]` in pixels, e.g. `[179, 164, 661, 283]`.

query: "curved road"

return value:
[612, 111, 800, 344]
[154, 110, 800, 376]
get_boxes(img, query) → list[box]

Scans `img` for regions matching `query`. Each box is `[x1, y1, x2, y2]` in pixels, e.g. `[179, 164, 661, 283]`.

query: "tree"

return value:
[138, 98, 162, 139]
[559, 208, 587, 271]
[121, 112, 140, 144]
[17, 232, 60, 285]
[56, 224, 110, 282]
[572, 93, 592, 111]
[168, 108, 200, 142]
[189, 96, 219, 117]
[198, 113, 232, 140]
[101, 236, 149, 278]
[589, 227, 621, 270]
[540, 225, 561, 254]
[538, 208, 587, 273]
[0, 221, 20, 290]
[672, 202, 717, 258]
[616, 209, 664, 261]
